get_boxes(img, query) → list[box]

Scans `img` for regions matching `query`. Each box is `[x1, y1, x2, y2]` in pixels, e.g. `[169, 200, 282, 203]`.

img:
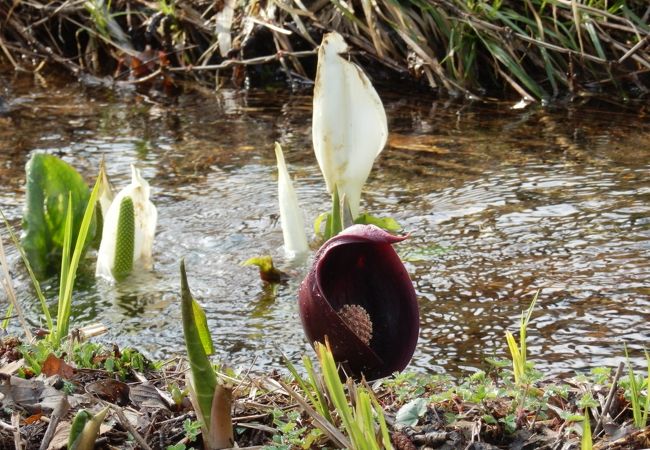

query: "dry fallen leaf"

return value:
[41, 353, 75, 379]
[85, 378, 130, 406]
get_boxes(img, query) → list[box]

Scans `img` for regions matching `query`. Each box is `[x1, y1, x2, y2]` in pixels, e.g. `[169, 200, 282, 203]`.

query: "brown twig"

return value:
[11, 411, 22, 450]
[593, 361, 625, 437]
[39, 396, 71, 450]
[168, 50, 317, 73]
[110, 404, 154, 450]
[618, 35, 650, 65]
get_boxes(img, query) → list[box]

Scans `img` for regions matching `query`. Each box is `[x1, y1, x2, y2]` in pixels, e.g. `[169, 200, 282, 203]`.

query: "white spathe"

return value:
[275, 143, 309, 256]
[312, 31, 388, 218]
[95, 165, 157, 281]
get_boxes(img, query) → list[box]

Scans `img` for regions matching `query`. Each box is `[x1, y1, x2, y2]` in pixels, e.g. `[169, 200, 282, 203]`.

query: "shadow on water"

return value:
[1, 67, 649, 377]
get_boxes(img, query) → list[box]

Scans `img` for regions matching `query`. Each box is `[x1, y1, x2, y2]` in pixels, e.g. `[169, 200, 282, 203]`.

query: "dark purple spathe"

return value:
[298, 224, 420, 380]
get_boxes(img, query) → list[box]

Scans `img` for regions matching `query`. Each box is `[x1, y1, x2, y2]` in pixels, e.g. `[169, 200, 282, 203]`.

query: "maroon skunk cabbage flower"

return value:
[298, 224, 419, 380]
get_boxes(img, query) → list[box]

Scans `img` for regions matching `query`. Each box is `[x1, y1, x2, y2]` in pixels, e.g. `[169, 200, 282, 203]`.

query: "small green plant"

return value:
[2, 166, 102, 349]
[183, 418, 202, 442]
[314, 340, 393, 450]
[267, 409, 324, 449]
[19, 340, 55, 376]
[624, 345, 650, 429]
[505, 291, 539, 385]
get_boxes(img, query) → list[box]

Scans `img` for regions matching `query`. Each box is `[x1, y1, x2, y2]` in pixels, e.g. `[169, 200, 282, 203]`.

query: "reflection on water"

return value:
[1, 68, 649, 376]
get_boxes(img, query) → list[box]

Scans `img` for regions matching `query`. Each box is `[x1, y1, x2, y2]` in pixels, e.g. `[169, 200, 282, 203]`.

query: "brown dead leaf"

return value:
[41, 353, 75, 379]
[86, 378, 130, 405]
[595, 424, 650, 449]
[0, 374, 65, 412]
[0, 358, 25, 375]
[23, 412, 43, 424]
[129, 383, 170, 410]
[47, 420, 71, 450]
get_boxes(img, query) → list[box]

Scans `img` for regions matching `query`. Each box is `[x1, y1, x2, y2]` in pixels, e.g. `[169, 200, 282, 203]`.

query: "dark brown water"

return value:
[1, 70, 649, 376]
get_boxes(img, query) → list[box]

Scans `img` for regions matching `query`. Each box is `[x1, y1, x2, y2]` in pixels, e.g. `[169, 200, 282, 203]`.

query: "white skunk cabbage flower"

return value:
[312, 31, 388, 219]
[96, 165, 157, 281]
[275, 143, 309, 256]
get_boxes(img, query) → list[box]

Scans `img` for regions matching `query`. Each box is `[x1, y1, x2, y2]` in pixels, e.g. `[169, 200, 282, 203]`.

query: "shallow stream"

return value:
[1, 70, 649, 376]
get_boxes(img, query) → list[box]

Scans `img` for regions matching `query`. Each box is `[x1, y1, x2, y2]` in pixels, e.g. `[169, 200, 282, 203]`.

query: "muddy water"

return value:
[1, 70, 649, 376]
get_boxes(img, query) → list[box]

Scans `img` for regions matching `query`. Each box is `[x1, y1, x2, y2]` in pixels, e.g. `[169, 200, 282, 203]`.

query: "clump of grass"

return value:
[624, 345, 650, 429]
[284, 341, 393, 449]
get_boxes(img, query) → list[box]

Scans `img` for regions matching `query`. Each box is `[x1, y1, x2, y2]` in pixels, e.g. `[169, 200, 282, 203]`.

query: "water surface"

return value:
[1, 70, 649, 376]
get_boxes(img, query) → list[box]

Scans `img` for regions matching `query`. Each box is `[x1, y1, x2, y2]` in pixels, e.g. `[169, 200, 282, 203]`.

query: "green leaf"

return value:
[581, 408, 592, 450]
[395, 398, 428, 427]
[354, 214, 401, 232]
[242, 255, 275, 273]
[52, 170, 101, 347]
[22, 153, 96, 278]
[113, 196, 135, 281]
[313, 212, 329, 236]
[68, 410, 92, 448]
[180, 260, 217, 431]
[483, 414, 498, 425]
[242, 255, 286, 283]
[57, 192, 73, 324]
[192, 298, 214, 356]
[326, 187, 343, 240]
[480, 38, 547, 100]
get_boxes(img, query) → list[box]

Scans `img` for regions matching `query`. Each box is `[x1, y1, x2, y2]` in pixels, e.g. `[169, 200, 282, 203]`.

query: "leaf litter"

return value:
[1, 334, 649, 449]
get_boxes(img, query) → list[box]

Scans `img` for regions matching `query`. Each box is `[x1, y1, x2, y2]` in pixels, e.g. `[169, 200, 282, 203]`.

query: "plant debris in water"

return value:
[1, 335, 649, 449]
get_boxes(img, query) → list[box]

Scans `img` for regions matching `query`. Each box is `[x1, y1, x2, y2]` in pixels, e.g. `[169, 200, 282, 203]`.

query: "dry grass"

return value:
[1, 0, 648, 100]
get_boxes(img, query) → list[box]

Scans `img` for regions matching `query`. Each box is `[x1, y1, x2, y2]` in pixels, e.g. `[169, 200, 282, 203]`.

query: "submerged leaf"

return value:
[22, 153, 95, 278]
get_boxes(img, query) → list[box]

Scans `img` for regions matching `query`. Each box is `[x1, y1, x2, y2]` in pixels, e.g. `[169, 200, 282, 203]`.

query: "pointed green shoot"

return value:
[282, 353, 332, 423]
[180, 259, 217, 430]
[316, 341, 359, 444]
[52, 169, 102, 347]
[625, 344, 650, 428]
[69, 407, 109, 450]
[314, 341, 391, 450]
[506, 290, 539, 385]
[57, 192, 73, 325]
[325, 186, 342, 240]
